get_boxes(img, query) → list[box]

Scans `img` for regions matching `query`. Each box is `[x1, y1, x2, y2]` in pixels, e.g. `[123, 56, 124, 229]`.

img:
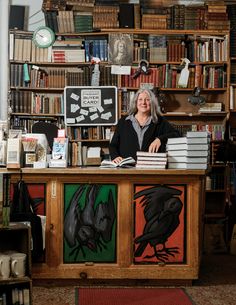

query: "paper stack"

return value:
[167, 131, 210, 169]
[136, 151, 167, 169]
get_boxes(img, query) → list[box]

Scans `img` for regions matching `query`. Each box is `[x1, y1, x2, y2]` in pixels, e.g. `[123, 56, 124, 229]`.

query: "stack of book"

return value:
[136, 151, 167, 169]
[167, 131, 210, 169]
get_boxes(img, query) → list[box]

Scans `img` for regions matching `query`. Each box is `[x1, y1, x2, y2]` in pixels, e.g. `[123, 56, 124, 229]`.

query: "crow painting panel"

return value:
[64, 183, 117, 263]
[134, 184, 186, 263]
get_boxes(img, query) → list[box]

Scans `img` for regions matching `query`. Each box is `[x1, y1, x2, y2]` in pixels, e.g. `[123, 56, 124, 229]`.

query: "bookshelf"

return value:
[9, 28, 230, 166]
[9, 28, 230, 131]
[0, 223, 32, 305]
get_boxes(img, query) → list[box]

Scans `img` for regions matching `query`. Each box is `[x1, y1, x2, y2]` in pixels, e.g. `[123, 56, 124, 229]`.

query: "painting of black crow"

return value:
[64, 184, 116, 262]
[134, 185, 183, 263]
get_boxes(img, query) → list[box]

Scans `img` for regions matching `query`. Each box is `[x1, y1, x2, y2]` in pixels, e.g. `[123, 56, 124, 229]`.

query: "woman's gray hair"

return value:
[128, 88, 161, 123]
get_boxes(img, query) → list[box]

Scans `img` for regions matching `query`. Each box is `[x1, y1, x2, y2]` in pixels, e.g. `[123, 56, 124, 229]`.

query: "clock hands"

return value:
[36, 32, 48, 42]
[33, 26, 55, 48]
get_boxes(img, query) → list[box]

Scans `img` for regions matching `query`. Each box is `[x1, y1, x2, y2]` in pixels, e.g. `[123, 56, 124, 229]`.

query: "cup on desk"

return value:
[11, 253, 26, 278]
[0, 253, 11, 279]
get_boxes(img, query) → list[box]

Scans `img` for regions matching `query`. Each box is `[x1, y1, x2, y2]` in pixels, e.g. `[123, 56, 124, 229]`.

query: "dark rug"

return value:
[75, 287, 194, 305]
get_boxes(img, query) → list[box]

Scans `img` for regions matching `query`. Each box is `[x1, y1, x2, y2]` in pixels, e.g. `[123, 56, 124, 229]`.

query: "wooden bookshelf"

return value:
[9, 28, 231, 168]
[0, 223, 32, 305]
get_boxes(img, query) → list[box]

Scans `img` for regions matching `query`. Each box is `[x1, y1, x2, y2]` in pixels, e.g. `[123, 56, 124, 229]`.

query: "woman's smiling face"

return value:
[136, 91, 151, 115]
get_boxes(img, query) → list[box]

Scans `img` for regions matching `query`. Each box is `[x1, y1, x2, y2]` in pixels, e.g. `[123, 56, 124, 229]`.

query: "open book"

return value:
[100, 157, 136, 168]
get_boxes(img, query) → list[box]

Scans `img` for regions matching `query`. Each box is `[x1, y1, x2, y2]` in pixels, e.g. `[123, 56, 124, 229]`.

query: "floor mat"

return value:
[75, 287, 194, 305]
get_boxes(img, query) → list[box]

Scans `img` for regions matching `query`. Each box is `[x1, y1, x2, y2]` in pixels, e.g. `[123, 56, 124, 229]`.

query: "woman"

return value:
[109, 88, 180, 163]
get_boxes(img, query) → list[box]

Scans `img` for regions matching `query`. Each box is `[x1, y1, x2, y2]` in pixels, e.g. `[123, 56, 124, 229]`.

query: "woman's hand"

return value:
[112, 156, 123, 164]
[148, 138, 161, 153]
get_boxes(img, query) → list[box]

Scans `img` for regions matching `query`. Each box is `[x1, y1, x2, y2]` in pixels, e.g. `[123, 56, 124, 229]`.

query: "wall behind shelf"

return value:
[0, 0, 44, 121]
[11, 0, 44, 31]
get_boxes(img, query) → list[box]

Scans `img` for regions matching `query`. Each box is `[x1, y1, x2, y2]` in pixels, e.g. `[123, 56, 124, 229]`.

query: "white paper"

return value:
[111, 65, 131, 75]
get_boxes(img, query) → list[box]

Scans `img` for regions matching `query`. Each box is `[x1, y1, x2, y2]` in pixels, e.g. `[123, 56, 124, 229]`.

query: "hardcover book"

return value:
[136, 151, 167, 158]
[167, 143, 209, 151]
[186, 131, 210, 138]
[136, 164, 166, 169]
[168, 156, 208, 163]
[167, 150, 209, 157]
[167, 137, 210, 145]
[100, 157, 135, 168]
[168, 162, 208, 169]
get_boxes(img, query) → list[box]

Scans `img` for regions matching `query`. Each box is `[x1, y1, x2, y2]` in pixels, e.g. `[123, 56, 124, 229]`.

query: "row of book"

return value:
[43, 5, 119, 33]
[51, 38, 108, 63]
[93, 5, 119, 29]
[140, 2, 229, 30]
[42, 2, 231, 32]
[134, 35, 228, 63]
[10, 116, 65, 134]
[121, 65, 226, 89]
[42, 0, 67, 11]
[71, 143, 108, 167]
[66, 125, 112, 141]
[10, 91, 64, 115]
[10, 64, 119, 89]
[10, 31, 228, 64]
[207, 173, 225, 190]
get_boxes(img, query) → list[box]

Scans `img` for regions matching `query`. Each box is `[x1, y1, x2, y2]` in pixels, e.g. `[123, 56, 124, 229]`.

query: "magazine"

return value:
[100, 157, 136, 168]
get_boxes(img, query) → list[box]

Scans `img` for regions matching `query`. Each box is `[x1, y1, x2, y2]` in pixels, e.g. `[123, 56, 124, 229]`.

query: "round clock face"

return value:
[33, 26, 55, 48]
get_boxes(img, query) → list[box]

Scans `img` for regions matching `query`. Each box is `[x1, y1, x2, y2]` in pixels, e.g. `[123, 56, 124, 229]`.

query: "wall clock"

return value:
[32, 26, 55, 48]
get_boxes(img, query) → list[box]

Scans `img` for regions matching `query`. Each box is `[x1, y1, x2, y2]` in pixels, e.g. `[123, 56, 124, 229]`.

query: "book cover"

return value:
[6, 138, 21, 168]
[52, 137, 68, 160]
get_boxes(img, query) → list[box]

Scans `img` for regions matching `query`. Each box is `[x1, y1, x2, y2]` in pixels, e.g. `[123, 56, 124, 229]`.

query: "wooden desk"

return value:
[7, 168, 205, 283]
